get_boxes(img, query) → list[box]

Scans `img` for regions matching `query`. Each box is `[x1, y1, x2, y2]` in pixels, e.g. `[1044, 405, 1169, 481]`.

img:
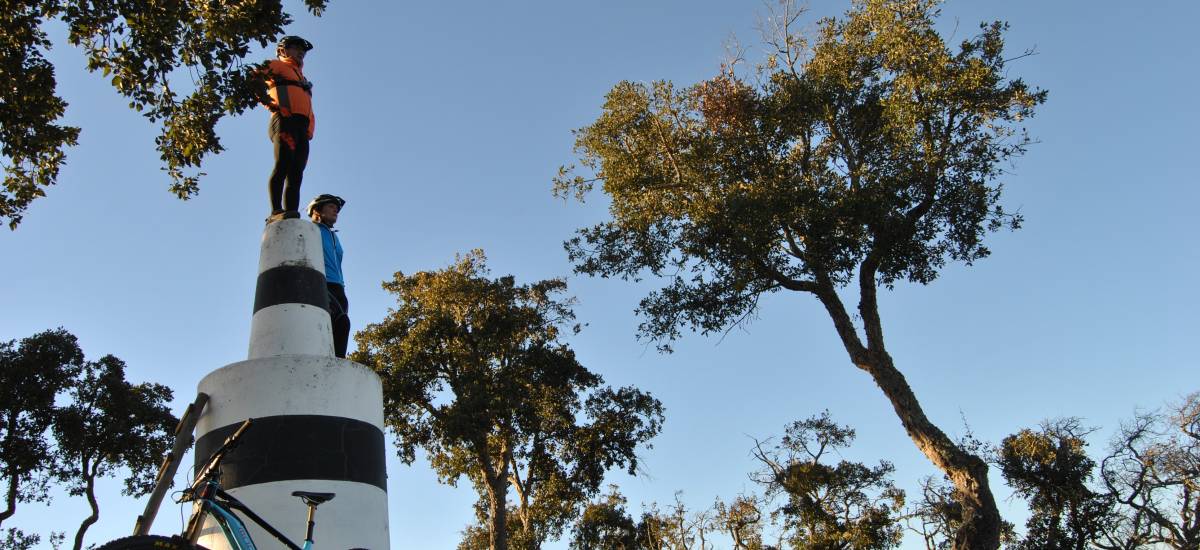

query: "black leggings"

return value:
[267, 114, 310, 213]
[327, 283, 350, 358]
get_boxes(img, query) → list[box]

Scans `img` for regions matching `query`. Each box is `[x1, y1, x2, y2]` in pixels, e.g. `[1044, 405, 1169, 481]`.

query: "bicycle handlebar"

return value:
[189, 418, 254, 494]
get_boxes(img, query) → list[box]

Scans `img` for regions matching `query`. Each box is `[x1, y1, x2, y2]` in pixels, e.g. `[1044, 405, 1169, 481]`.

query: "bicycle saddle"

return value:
[291, 491, 336, 506]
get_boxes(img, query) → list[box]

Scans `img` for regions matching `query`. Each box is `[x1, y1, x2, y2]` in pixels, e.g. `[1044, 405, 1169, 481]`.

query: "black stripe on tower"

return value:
[195, 415, 387, 491]
[253, 265, 329, 313]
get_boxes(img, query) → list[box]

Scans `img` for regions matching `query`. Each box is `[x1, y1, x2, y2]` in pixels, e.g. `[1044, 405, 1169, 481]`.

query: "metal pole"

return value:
[133, 392, 210, 535]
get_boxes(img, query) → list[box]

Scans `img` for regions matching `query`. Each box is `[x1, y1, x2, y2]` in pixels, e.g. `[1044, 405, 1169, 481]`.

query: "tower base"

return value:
[195, 355, 389, 549]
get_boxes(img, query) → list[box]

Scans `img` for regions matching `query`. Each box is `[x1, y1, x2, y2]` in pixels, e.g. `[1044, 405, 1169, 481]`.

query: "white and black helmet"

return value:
[307, 194, 345, 216]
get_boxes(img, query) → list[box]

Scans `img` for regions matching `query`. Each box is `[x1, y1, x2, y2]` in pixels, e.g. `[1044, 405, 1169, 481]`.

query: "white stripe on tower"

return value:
[248, 218, 333, 359]
[194, 219, 388, 549]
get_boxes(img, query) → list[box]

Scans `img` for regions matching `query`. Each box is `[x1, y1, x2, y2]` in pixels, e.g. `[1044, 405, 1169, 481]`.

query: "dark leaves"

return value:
[1, 0, 329, 228]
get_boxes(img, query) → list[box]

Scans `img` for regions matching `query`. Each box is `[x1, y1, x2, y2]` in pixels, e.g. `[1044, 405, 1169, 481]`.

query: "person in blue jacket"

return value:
[307, 194, 350, 358]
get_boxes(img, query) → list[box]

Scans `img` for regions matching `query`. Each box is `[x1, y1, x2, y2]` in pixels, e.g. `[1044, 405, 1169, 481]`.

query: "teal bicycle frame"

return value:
[181, 420, 320, 550]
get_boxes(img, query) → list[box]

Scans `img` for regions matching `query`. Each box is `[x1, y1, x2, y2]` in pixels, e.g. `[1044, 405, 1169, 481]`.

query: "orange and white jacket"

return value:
[264, 58, 315, 139]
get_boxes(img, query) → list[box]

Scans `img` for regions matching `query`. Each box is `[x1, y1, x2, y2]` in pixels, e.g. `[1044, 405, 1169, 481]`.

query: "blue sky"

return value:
[3, 1, 1197, 548]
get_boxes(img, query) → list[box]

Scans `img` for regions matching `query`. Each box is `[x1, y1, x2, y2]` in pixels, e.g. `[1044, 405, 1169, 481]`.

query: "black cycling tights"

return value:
[267, 114, 310, 213]
[327, 283, 350, 359]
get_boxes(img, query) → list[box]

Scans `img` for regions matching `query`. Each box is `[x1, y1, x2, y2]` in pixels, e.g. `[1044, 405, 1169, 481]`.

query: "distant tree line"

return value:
[349, 248, 1196, 550]
[565, 398, 1198, 550]
[0, 329, 176, 550]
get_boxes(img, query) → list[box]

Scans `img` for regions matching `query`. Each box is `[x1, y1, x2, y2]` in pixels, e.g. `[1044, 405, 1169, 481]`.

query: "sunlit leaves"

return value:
[753, 412, 905, 550]
[355, 250, 664, 549]
[556, 0, 1046, 347]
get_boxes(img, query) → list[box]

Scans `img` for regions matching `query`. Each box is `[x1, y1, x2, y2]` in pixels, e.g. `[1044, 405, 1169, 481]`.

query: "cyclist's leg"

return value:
[267, 115, 293, 215]
[327, 283, 350, 358]
[282, 115, 309, 213]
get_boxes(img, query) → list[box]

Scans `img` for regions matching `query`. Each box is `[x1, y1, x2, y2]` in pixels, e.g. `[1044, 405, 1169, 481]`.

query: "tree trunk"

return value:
[862, 352, 1001, 549]
[476, 443, 510, 550]
[485, 471, 509, 550]
[508, 458, 535, 545]
[814, 286, 1001, 549]
[73, 463, 100, 550]
[0, 471, 16, 526]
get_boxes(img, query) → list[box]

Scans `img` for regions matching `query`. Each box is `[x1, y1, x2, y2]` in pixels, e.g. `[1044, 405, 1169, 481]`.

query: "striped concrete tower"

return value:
[194, 219, 388, 549]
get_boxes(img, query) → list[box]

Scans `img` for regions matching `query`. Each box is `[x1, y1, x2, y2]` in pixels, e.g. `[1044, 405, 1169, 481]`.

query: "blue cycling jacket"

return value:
[316, 222, 344, 286]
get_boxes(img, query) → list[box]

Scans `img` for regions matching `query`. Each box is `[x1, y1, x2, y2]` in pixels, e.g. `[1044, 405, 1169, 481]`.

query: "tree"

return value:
[713, 495, 765, 550]
[572, 486, 640, 550]
[998, 419, 1112, 550]
[1, 528, 62, 550]
[553, 0, 1045, 546]
[0, 329, 83, 528]
[635, 503, 675, 550]
[53, 355, 176, 550]
[1099, 393, 1200, 549]
[751, 412, 904, 549]
[905, 476, 962, 550]
[636, 498, 697, 550]
[354, 250, 664, 550]
[0, 0, 328, 229]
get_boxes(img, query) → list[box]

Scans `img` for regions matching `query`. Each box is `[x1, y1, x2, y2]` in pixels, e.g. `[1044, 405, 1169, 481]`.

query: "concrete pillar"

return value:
[194, 219, 388, 549]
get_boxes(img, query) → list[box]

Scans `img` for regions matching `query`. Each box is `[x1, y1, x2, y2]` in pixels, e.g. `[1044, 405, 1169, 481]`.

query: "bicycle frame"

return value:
[183, 480, 309, 550]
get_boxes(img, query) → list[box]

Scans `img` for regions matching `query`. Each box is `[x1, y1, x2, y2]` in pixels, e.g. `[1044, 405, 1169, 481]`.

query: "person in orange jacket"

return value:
[264, 36, 316, 222]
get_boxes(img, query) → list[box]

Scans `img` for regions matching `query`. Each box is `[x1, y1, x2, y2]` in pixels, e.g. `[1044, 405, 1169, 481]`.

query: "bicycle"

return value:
[98, 419, 339, 550]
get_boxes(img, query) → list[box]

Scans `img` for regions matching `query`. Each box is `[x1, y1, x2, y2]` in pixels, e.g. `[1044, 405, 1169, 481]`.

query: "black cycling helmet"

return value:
[307, 194, 345, 216]
[278, 35, 314, 52]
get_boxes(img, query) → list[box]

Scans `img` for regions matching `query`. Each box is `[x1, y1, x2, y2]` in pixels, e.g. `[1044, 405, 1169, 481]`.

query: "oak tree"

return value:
[0, 329, 83, 528]
[572, 486, 640, 550]
[752, 412, 904, 550]
[714, 495, 766, 550]
[53, 355, 176, 550]
[554, 1, 1045, 547]
[0, 0, 327, 228]
[999, 419, 1112, 550]
[354, 251, 664, 550]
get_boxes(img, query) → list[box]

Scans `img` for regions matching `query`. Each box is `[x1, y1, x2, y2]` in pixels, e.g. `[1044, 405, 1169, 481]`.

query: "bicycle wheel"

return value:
[95, 535, 207, 550]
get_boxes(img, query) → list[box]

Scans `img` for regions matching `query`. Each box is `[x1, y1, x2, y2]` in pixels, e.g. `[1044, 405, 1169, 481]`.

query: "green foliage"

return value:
[714, 495, 766, 550]
[999, 419, 1112, 550]
[1, 527, 62, 550]
[572, 486, 639, 550]
[634, 500, 687, 550]
[555, 0, 1044, 350]
[54, 355, 176, 550]
[0, 329, 175, 550]
[0, 0, 328, 228]
[752, 412, 904, 550]
[0, 328, 83, 525]
[555, 2, 1044, 545]
[355, 250, 664, 550]
[458, 507, 544, 550]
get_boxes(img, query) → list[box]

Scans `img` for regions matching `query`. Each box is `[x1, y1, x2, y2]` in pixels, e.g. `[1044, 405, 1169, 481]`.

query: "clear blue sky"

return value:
[3, 1, 1197, 548]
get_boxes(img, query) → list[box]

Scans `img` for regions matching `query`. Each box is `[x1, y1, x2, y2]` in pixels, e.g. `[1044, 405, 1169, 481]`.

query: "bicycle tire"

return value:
[95, 535, 208, 550]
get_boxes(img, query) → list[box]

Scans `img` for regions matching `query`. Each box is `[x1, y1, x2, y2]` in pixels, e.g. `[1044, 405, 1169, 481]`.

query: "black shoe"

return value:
[283, 210, 301, 219]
